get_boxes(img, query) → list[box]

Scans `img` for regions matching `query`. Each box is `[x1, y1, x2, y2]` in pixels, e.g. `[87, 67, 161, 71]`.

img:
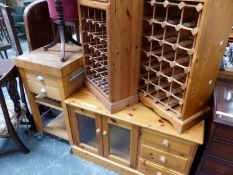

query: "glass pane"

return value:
[77, 114, 97, 148]
[109, 124, 131, 161]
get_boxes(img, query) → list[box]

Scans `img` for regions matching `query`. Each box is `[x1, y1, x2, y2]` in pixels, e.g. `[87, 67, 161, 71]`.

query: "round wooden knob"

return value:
[159, 156, 166, 164]
[102, 131, 108, 136]
[37, 75, 45, 81]
[40, 88, 47, 94]
[161, 139, 169, 148]
[96, 129, 101, 134]
[156, 172, 162, 175]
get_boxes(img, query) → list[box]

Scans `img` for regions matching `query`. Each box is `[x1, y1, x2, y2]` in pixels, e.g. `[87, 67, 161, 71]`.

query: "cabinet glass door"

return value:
[109, 124, 131, 161]
[102, 117, 135, 166]
[71, 109, 103, 155]
[78, 114, 97, 148]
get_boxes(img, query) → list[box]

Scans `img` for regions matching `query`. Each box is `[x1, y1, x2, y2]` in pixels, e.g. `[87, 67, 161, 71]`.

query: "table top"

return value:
[14, 44, 83, 77]
[214, 78, 233, 126]
[0, 59, 15, 77]
[65, 88, 205, 145]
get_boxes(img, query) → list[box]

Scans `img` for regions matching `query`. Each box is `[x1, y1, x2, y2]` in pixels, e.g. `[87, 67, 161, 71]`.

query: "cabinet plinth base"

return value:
[72, 146, 143, 175]
[139, 93, 209, 133]
[86, 80, 138, 114]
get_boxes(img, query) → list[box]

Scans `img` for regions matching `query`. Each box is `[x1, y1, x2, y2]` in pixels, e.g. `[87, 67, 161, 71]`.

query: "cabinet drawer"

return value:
[140, 144, 189, 173]
[199, 157, 233, 175]
[27, 80, 61, 101]
[138, 158, 182, 175]
[142, 129, 195, 157]
[208, 139, 233, 163]
[215, 125, 233, 142]
[25, 70, 58, 88]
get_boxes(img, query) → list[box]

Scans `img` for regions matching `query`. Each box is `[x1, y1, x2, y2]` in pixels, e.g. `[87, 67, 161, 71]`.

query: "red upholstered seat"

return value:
[47, 0, 78, 21]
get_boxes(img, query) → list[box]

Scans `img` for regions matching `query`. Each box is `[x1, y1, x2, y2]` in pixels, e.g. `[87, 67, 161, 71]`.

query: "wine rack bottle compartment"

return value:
[140, 0, 207, 132]
[79, 0, 143, 114]
[81, 7, 109, 95]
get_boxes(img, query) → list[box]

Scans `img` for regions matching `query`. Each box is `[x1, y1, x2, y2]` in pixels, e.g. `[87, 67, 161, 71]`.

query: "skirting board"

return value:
[86, 80, 138, 114]
[139, 93, 210, 133]
[72, 146, 143, 175]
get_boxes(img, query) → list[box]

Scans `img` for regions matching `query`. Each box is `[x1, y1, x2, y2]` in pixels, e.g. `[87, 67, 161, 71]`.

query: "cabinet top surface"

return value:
[65, 88, 204, 144]
[14, 44, 83, 76]
[214, 78, 233, 126]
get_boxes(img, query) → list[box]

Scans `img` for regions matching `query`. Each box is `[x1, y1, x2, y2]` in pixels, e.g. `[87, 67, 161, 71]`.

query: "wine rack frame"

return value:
[78, 0, 143, 113]
[139, 0, 233, 133]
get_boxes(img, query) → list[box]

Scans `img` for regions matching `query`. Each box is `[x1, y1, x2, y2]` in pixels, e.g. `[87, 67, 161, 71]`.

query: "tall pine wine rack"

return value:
[139, 0, 233, 133]
[78, 0, 143, 113]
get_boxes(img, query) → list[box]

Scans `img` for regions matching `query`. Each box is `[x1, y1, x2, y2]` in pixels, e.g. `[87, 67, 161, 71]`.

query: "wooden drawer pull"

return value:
[159, 156, 167, 164]
[96, 129, 101, 134]
[40, 88, 47, 94]
[37, 75, 45, 81]
[161, 139, 169, 148]
[102, 131, 108, 136]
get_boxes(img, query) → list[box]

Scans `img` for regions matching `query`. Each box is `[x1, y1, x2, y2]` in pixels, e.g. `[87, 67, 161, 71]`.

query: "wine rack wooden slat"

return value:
[140, 0, 233, 133]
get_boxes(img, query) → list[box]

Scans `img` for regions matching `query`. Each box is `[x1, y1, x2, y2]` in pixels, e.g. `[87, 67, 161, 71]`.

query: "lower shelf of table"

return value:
[43, 112, 68, 141]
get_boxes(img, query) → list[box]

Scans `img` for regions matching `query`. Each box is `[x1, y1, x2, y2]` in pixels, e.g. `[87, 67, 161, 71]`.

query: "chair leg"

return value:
[0, 149, 18, 156]
[0, 88, 29, 154]
[59, 24, 65, 62]
[9, 127, 30, 154]
[18, 77, 36, 130]
[3, 50, 8, 59]
[43, 31, 60, 51]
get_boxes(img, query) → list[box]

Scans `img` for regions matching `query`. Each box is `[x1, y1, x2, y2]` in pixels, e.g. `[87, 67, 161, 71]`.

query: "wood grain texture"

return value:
[79, 0, 143, 113]
[65, 88, 205, 144]
[138, 158, 183, 175]
[140, 144, 189, 173]
[72, 146, 144, 175]
[182, 0, 233, 119]
[15, 44, 84, 144]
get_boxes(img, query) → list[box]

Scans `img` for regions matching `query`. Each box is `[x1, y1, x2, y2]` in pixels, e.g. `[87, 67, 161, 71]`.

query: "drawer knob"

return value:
[155, 172, 162, 175]
[40, 88, 47, 94]
[37, 75, 45, 81]
[161, 139, 169, 148]
[96, 129, 101, 134]
[159, 156, 167, 164]
[102, 131, 108, 136]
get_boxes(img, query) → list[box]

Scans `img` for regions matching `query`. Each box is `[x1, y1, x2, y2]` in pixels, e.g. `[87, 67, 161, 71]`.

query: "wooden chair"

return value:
[0, 3, 23, 57]
[24, 0, 55, 51]
[0, 59, 29, 155]
[0, 3, 36, 130]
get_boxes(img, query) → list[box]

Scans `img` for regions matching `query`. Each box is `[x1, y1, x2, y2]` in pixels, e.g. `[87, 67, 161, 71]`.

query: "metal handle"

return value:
[161, 139, 169, 148]
[96, 129, 101, 134]
[102, 131, 107, 136]
[40, 88, 47, 94]
[69, 68, 85, 82]
[159, 156, 166, 164]
[37, 75, 45, 81]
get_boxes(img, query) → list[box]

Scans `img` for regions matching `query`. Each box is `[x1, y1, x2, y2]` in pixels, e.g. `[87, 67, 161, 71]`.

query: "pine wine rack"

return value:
[79, 0, 143, 113]
[139, 0, 233, 133]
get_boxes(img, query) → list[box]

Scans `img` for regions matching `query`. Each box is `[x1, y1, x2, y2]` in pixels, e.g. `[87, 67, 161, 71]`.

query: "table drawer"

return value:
[215, 124, 233, 142]
[138, 158, 182, 175]
[25, 70, 58, 88]
[27, 80, 61, 101]
[142, 129, 195, 157]
[208, 138, 233, 163]
[140, 144, 189, 173]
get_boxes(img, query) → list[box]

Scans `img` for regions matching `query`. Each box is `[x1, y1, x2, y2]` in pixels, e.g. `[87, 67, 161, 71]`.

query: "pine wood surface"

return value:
[65, 88, 204, 144]
[15, 44, 83, 77]
[15, 44, 85, 144]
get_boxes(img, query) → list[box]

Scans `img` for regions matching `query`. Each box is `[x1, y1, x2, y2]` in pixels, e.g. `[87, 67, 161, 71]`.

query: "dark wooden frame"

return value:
[0, 65, 29, 155]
